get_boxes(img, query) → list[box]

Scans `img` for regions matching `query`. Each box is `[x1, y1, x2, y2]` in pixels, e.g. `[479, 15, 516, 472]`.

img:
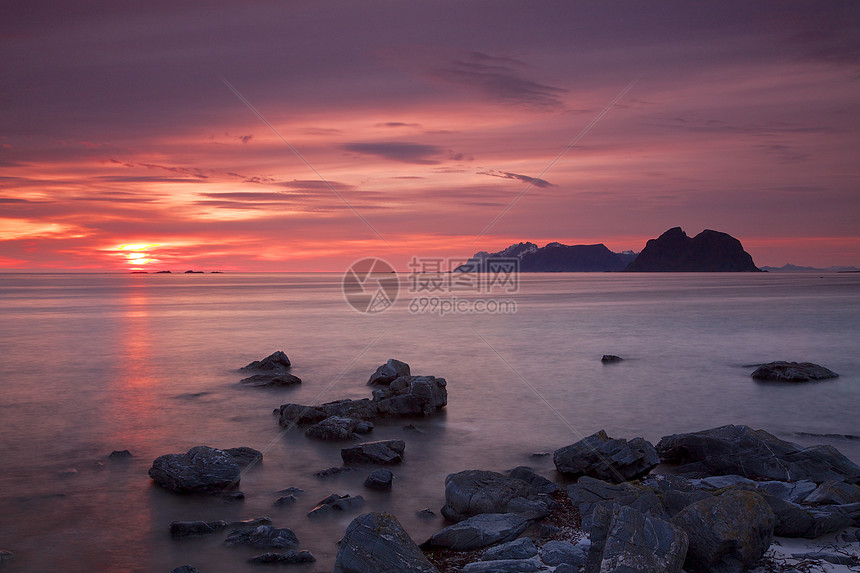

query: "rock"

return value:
[333, 512, 438, 573]
[248, 550, 316, 564]
[341, 440, 405, 465]
[307, 493, 365, 517]
[148, 446, 241, 494]
[441, 470, 535, 522]
[368, 358, 411, 385]
[240, 372, 302, 387]
[277, 399, 378, 428]
[222, 490, 245, 501]
[672, 490, 775, 573]
[508, 467, 558, 494]
[751, 361, 838, 382]
[760, 495, 816, 538]
[170, 520, 228, 537]
[790, 552, 860, 566]
[223, 524, 299, 548]
[480, 537, 538, 560]
[553, 430, 659, 483]
[170, 567, 199, 573]
[108, 449, 132, 459]
[805, 503, 860, 538]
[586, 504, 688, 573]
[656, 425, 860, 483]
[241, 351, 291, 371]
[423, 513, 529, 550]
[541, 539, 588, 567]
[754, 480, 817, 503]
[805, 480, 860, 505]
[277, 403, 328, 426]
[417, 508, 436, 519]
[462, 557, 543, 572]
[306, 416, 371, 441]
[601, 355, 623, 363]
[320, 398, 379, 421]
[373, 376, 447, 416]
[314, 466, 357, 478]
[223, 447, 263, 468]
[276, 486, 304, 496]
[228, 517, 272, 528]
[0, 550, 14, 563]
[364, 469, 394, 491]
[273, 494, 297, 506]
[624, 227, 760, 272]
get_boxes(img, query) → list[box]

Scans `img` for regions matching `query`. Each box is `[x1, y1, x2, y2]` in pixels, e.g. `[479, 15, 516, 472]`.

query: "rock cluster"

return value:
[239, 350, 301, 387]
[751, 361, 839, 382]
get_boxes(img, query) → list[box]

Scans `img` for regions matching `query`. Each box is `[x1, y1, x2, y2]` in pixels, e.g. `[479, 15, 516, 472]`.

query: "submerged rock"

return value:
[368, 358, 411, 385]
[601, 355, 623, 363]
[240, 372, 302, 387]
[148, 446, 240, 494]
[223, 524, 299, 549]
[241, 351, 291, 371]
[333, 512, 438, 573]
[553, 430, 659, 483]
[341, 440, 405, 465]
[305, 416, 373, 441]
[751, 361, 838, 382]
[108, 449, 132, 459]
[170, 520, 228, 537]
[307, 493, 365, 517]
[656, 424, 860, 483]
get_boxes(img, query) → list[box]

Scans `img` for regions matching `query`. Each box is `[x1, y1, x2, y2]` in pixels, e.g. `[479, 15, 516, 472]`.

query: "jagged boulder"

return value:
[148, 446, 241, 494]
[368, 359, 411, 385]
[364, 469, 394, 491]
[553, 430, 659, 483]
[333, 512, 438, 573]
[656, 425, 860, 483]
[672, 490, 775, 573]
[751, 361, 838, 382]
[277, 399, 378, 428]
[373, 376, 447, 416]
[341, 440, 405, 465]
[441, 470, 537, 522]
[241, 351, 291, 370]
[586, 504, 688, 573]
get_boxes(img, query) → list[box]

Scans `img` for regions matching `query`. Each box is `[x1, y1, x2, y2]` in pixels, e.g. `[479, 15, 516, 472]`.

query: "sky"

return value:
[2, 1, 859, 271]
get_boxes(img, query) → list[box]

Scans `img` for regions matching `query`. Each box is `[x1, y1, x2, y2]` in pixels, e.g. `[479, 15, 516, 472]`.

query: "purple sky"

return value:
[2, 1, 859, 270]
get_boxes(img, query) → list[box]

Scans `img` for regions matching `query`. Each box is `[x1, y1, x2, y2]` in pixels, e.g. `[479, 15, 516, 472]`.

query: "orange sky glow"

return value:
[2, 3, 858, 271]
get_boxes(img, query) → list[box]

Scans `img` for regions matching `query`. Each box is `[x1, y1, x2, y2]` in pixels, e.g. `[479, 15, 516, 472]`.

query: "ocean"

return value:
[0, 272, 858, 572]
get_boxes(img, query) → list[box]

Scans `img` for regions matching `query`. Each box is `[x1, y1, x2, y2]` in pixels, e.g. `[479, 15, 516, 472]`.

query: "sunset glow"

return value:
[2, 2, 858, 271]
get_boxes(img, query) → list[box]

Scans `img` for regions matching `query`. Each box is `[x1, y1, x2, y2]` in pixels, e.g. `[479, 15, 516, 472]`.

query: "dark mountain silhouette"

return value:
[456, 242, 636, 272]
[624, 227, 760, 272]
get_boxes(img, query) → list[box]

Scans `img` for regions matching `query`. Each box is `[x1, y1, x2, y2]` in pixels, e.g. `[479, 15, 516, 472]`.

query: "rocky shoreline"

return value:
[93, 354, 860, 572]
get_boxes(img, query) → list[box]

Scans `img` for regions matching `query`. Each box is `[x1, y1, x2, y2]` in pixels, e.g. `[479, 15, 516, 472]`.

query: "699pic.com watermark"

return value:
[342, 256, 519, 315]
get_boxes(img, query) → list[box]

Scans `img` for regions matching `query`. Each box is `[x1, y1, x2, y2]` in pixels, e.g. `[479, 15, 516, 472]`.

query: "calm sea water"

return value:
[0, 272, 858, 572]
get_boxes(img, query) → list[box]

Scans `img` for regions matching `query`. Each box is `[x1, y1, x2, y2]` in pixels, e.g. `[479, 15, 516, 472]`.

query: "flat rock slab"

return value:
[341, 440, 405, 465]
[424, 513, 529, 551]
[751, 361, 838, 382]
[333, 512, 438, 573]
[149, 446, 240, 494]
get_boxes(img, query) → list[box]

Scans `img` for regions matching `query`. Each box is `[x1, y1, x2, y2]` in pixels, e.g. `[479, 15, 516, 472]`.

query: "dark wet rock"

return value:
[761, 495, 816, 538]
[751, 361, 838, 382]
[754, 480, 817, 503]
[333, 512, 438, 573]
[368, 358, 411, 385]
[805, 480, 860, 505]
[0, 551, 14, 563]
[586, 504, 688, 573]
[441, 470, 535, 522]
[505, 496, 551, 520]
[223, 524, 299, 549]
[277, 404, 327, 427]
[306, 416, 373, 441]
[373, 376, 447, 416]
[341, 440, 405, 465]
[541, 539, 588, 567]
[273, 494, 297, 506]
[248, 550, 316, 564]
[417, 508, 436, 519]
[320, 398, 378, 421]
[623, 227, 760, 272]
[480, 537, 538, 560]
[461, 557, 543, 572]
[314, 466, 357, 478]
[228, 517, 272, 528]
[553, 565, 579, 573]
[149, 446, 240, 494]
[662, 489, 712, 518]
[672, 490, 774, 573]
[656, 424, 860, 483]
[170, 567, 199, 573]
[241, 351, 291, 371]
[240, 372, 302, 387]
[108, 449, 132, 459]
[553, 430, 659, 483]
[307, 493, 365, 517]
[805, 503, 860, 538]
[601, 355, 623, 363]
[508, 466, 558, 494]
[223, 447, 263, 468]
[170, 520, 228, 537]
[364, 468, 394, 491]
[276, 486, 303, 496]
[423, 513, 529, 550]
[222, 490, 245, 501]
[567, 477, 644, 525]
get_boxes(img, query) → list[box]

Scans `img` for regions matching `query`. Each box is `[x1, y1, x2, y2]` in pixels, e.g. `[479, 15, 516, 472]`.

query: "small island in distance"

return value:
[457, 227, 761, 272]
